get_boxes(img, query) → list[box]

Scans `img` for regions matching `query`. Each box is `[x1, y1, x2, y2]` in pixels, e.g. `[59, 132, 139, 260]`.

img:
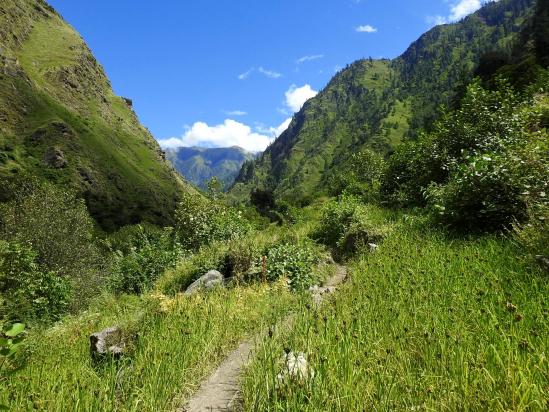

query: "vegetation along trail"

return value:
[183, 264, 349, 412]
[1, 0, 548, 411]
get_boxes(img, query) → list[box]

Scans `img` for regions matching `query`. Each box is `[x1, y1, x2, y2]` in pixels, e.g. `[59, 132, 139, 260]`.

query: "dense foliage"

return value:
[383, 79, 548, 231]
[264, 242, 321, 291]
[0, 183, 104, 313]
[325, 149, 385, 200]
[108, 225, 183, 295]
[0, 241, 70, 322]
[315, 196, 390, 258]
[175, 192, 251, 250]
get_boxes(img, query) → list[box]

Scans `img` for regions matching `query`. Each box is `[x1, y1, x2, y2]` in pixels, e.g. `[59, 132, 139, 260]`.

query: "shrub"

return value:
[314, 195, 361, 248]
[514, 204, 549, 265]
[108, 226, 183, 295]
[425, 97, 548, 231]
[263, 242, 321, 291]
[175, 192, 250, 250]
[0, 241, 71, 322]
[381, 80, 531, 208]
[0, 183, 104, 311]
[315, 196, 390, 258]
[327, 149, 386, 201]
[382, 78, 549, 233]
[222, 237, 263, 282]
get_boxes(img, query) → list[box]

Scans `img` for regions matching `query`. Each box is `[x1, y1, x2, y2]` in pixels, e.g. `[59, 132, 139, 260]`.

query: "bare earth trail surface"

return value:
[181, 264, 348, 412]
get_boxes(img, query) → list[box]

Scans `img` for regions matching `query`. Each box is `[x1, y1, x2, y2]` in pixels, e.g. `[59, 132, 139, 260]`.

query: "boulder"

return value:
[90, 326, 125, 359]
[44, 147, 67, 168]
[277, 351, 314, 384]
[184, 270, 224, 296]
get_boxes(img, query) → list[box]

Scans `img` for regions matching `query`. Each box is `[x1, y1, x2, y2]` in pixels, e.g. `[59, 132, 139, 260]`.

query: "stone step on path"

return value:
[180, 264, 348, 412]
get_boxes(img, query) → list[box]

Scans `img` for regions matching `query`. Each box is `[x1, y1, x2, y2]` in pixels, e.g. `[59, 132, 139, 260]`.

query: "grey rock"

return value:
[90, 326, 125, 358]
[44, 147, 67, 168]
[185, 270, 224, 296]
[368, 243, 378, 252]
[277, 351, 314, 384]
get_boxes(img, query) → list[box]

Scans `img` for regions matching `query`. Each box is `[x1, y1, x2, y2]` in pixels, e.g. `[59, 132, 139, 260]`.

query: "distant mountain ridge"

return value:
[166, 146, 257, 190]
[230, 0, 536, 204]
[0, 0, 196, 230]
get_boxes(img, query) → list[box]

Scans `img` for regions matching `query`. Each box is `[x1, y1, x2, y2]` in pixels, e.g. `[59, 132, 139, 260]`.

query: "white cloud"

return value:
[158, 119, 273, 152]
[285, 84, 318, 112]
[258, 67, 282, 79]
[356, 25, 377, 33]
[429, 0, 493, 26]
[224, 110, 247, 116]
[426, 15, 448, 26]
[256, 117, 292, 138]
[273, 118, 292, 137]
[238, 68, 254, 80]
[158, 85, 316, 152]
[449, 0, 482, 21]
[296, 54, 324, 64]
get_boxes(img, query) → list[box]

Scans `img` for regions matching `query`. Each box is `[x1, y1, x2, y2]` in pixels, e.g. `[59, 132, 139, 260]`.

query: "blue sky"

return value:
[48, 0, 487, 151]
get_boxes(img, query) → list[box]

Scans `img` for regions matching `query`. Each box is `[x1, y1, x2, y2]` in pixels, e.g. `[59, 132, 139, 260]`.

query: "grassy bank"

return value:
[242, 214, 549, 411]
[0, 206, 326, 411]
[1, 282, 299, 411]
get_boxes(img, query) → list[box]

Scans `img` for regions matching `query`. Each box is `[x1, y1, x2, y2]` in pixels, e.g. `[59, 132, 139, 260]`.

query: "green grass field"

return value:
[242, 213, 549, 411]
[1, 204, 547, 411]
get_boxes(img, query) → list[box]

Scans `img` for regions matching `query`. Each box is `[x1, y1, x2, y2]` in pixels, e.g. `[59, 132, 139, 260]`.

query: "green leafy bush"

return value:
[315, 196, 389, 258]
[315, 195, 361, 248]
[327, 149, 386, 201]
[0, 241, 71, 322]
[382, 78, 549, 232]
[514, 204, 549, 265]
[425, 144, 547, 231]
[175, 192, 250, 250]
[264, 242, 321, 291]
[0, 183, 104, 311]
[1, 322, 26, 395]
[108, 226, 182, 295]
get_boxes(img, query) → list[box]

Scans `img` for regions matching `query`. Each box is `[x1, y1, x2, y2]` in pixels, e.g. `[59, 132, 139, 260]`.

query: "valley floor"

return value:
[1, 206, 547, 411]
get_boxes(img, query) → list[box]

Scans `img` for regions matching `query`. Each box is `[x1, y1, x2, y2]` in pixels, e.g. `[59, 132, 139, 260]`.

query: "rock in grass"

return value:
[368, 243, 378, 252]
[184, 270, 224, 296]
[44, 146, 67, 168]
[90, 326, 125, 359]
[277, 351, 314, 384]
[535, 255, 549, 272]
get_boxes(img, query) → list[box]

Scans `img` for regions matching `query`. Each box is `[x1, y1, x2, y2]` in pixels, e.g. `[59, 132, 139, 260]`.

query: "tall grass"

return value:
[242, 217, 549, 411]
[0, 281, 298, 411]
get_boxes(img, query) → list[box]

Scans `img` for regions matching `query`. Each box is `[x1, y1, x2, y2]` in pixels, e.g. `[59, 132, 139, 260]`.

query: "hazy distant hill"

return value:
[165, 146, 257, 190]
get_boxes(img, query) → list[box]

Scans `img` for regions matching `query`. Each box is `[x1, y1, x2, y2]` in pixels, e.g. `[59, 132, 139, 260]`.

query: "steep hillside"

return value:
[231, 0, 535, 204]
[0, 0, 195, 230]
[165, 146, 256, 190]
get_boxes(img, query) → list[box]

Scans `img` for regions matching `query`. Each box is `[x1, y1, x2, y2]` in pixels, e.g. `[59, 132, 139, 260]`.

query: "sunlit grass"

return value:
[242, 218, 549, 411]
[1, 281, 298, 411]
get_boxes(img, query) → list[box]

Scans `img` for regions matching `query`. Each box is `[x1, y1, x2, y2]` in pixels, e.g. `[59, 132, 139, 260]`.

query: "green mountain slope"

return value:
[165, 146, 257, 190]
[230, 0, 536, 204]
[0, 0, 196, 230]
